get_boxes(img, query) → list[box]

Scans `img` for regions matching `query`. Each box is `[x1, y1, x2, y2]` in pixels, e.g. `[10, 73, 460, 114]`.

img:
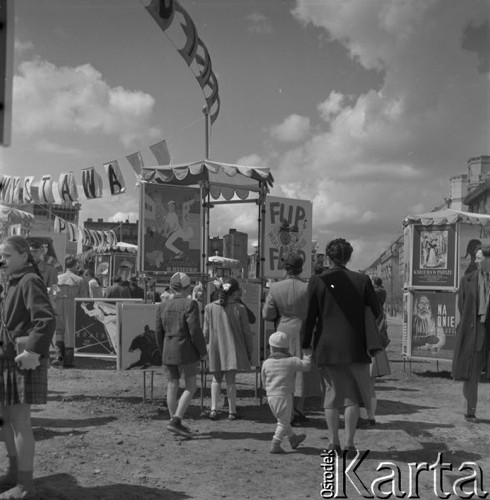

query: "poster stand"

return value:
[402, 208, 490, 368]
[139, 161, 274, 412]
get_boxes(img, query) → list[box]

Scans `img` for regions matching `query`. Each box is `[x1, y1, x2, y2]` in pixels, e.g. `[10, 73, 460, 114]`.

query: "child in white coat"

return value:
[261, 331, 312, 454]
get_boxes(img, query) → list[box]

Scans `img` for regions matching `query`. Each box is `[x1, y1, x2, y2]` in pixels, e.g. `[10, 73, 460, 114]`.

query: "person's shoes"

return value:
[270, 440, 285, 454]
[343, 446, 358, 460]
[208, 410, 219, 420]
[0, 484, 35, 499]
[51, 357, 64, 368]
[0, 477, 16, 494]
[326, 443, 342, 454]
[464, 414, 480, 423]
[369, 419, 376, 426]
[228, 413, 239, 421]
[357, 418, 373, 429]
[167, 417, 193, 438]
[289, 433, 306, 450]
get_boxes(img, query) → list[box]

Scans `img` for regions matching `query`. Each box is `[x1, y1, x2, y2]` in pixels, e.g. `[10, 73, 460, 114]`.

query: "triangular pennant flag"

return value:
[149, 139, 171, 165]
[23, 176, 35, 204]
[11, 177, 22, 204]
[67, 222, 78, 242]
[54, 216, 67, 234]
[58, 172, 79, 203]
[0, 175, 12, 202]
[81, 167, 103, 200]
[103, 160, 126, 195]
[126, 151, 145, 176]
[39, 175, 55, 204]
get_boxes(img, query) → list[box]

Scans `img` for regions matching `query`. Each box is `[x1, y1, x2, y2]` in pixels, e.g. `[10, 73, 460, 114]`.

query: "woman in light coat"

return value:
[262, 253, 309, 424]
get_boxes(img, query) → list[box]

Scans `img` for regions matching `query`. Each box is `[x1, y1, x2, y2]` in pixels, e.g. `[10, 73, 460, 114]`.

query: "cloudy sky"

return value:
[1, 0, 488, 269]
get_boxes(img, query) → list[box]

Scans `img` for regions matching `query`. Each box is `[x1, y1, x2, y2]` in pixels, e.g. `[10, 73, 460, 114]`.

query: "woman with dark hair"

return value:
[464, 239, 482, 275]
[262, 253, 311, 425]
[301, 238, 380, 456]
[0, 236, 56, 499]
[203, 277, 253, 421]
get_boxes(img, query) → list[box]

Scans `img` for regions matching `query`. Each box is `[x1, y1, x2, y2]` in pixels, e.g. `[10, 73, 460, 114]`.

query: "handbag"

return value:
[370, 349, 391, 377]
[364, 306, 384, 358]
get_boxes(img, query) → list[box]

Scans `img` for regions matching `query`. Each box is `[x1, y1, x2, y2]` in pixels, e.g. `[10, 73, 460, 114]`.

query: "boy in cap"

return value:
[261, 331, 312, 453]
[156, 272, 207, 438]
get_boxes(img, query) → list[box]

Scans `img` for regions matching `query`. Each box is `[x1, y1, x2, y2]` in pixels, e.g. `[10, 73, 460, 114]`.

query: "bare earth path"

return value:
[10, 317, 490, 499]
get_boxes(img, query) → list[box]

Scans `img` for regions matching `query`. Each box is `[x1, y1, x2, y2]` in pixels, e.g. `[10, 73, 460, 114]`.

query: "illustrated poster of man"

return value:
[411, 224, 456, 288]
[142, 184, 201, 273]
[410, 291, 457, 360]
[263, 195, 312, 278]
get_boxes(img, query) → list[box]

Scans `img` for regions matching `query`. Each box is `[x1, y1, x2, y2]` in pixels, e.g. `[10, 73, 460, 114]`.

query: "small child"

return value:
[261, 331, 312, 454]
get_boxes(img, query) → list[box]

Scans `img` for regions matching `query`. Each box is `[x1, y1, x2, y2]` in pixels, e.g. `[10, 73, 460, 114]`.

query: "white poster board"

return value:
[118, 302, 161, 370]
[264, 196, 312, 279]
[74, 298, 142, 358]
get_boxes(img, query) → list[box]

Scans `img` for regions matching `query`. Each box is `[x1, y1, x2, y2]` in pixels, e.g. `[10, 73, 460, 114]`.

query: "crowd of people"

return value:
[0, 233, 487, 498]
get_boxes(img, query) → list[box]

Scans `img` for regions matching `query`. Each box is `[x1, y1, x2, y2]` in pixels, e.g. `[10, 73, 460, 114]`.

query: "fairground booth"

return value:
[402, 208, 490, 367]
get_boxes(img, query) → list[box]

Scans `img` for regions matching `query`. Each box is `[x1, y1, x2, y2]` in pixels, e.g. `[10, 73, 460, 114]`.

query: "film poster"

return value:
[411, 224, 456, 289]
[408, 290, 457, 361]
[140, 183, 201, 274]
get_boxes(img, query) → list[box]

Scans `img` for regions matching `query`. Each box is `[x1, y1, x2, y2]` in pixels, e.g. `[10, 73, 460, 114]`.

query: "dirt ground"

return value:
[9, 317, 490, 499]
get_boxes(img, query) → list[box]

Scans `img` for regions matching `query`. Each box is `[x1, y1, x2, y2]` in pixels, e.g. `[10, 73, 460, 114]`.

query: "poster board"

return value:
[407, 290, 458, 361]
[402, 292, 410, 358]
[263, 196, 312, 279]
[140, 183, 201, 274]
[74, 298, 142, 357]
[118, 303, 161, 370]
[410, 224, 457, 289]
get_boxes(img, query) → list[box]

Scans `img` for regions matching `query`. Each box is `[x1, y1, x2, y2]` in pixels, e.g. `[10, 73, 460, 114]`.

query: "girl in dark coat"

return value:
[0, 236, 55, 499]
[301, 239, 380, 455]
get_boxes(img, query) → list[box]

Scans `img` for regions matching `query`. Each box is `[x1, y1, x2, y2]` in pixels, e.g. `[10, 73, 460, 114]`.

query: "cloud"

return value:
[246, 12, 274, 35]
[318, 91, 346, 122]
[36, 139, 85, 157]
[14, 39, 34, 54]
[13, 58, 161, 148]
[109, 211, 138, 223]
[266, 0, 489, 268]
[270, 114, 311, 142]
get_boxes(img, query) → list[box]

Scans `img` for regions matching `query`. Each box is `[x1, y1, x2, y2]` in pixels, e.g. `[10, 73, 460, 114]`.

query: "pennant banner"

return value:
[58, 172, 78, 203]
[104, 160, 126, 195]
[81, 167, 103, 200]
[145, 0, 221, 124]
[126, 151, 145, 176]
[149, 140, 171, 165]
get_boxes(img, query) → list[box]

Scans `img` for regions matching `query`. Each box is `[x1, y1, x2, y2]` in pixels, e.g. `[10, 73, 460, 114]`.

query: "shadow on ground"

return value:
[35, 473, 191, 500]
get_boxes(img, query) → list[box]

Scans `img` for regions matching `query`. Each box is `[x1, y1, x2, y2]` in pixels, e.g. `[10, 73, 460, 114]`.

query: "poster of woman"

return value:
[411, 224, 456, 289]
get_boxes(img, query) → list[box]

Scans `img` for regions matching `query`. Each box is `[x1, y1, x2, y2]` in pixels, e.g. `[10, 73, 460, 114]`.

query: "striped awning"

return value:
[142, 160, 274, 200]
[404, 208, 490, 226]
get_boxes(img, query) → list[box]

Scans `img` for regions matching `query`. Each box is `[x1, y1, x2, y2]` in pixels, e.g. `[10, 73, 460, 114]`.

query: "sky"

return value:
[1, 0, 489, 270]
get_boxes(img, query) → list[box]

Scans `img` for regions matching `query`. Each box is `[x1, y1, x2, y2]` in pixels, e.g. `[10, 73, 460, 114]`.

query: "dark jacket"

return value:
[155, 296, 207, 365]
[452, 271, 490, 380]
[128, 283, 145, 299]
[301, 266, 380, 366]
[0, 266, 55, 357]
[104, 280, 131, 299]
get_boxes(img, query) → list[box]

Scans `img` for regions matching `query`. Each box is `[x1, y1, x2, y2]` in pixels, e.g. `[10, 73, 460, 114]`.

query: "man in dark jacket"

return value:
[128, 276, 145, 299]
[452, 245, 490, 423]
